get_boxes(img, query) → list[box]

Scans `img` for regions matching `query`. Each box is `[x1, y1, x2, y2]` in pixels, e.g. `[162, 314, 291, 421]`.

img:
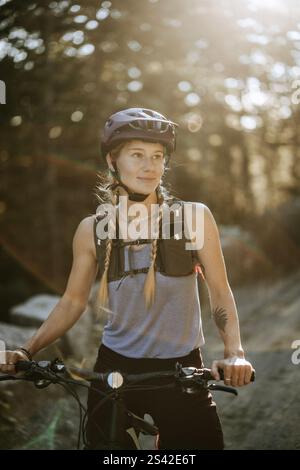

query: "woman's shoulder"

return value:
[77, 214, 97, 231]
[182, 200, 210, 214]
[182, 199, 206, 207]
[182, 201, 214, 238]
[74, 215, 97, 259]
[184, 201, 216, 220]
[166, 196, 208, 210]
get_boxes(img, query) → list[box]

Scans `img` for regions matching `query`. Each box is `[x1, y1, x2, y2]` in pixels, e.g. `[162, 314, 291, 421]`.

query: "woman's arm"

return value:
[0, 216, 98, 373]
[194, 204, 254, 386]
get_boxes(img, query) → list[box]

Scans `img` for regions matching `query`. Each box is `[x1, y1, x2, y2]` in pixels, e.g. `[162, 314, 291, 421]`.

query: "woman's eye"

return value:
[131, 153, 164, 161]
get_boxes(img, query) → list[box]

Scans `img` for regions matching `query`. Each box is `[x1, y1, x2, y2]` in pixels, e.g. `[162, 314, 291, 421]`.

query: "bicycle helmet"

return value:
[101, 107, 178, 159]
[100, 107, 178, 201]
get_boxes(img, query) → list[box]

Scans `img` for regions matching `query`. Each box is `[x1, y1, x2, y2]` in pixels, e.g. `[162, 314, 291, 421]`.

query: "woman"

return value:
[0, 108, 254, 450]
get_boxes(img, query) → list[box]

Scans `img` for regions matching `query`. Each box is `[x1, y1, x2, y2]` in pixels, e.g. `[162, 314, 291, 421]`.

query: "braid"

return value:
[96, 186, 119, 316]
[143, 186, 165, 310]
[96, 238, 113, 310]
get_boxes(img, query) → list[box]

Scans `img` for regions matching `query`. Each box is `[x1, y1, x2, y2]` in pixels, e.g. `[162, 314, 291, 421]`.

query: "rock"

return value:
[0, 322, 36, 352]
[10, 294, 61, 327]
[7, 289, 102, 364]
[0, 321, 66, 369]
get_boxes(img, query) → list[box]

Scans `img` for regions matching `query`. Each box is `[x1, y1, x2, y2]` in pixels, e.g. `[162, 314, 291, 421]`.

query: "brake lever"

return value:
[17, 360, 63, 388]
[208, 383, 238, 396]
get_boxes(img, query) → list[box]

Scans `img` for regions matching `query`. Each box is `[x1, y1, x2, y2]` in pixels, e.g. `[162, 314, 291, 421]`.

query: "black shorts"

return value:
[85, 344, 224, 450]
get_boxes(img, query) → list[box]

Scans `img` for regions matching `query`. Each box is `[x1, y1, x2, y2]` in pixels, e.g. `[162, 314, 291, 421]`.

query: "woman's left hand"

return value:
[210, 357, 254, 387]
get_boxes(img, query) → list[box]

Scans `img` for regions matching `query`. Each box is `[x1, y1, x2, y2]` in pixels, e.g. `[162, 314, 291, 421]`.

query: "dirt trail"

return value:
[201, 270, 300, 450]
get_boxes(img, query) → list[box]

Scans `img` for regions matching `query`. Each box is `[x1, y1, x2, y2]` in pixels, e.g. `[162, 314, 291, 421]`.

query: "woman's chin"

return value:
[131, 184, 156, 195]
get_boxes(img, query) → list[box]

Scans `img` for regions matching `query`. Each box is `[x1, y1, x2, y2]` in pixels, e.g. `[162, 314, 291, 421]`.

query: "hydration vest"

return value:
[93, 198, 204, 283]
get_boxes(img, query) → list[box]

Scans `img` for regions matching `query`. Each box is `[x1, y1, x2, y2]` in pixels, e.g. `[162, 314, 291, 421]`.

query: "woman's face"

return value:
[107, 140, 166, 195]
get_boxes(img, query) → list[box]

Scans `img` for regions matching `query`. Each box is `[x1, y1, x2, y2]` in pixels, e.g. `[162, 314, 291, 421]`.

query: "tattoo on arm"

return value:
[212, 306, 228, 333]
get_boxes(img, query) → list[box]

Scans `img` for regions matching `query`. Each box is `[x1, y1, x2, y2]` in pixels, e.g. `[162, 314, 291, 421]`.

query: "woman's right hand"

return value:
[0, 350, 30, 375]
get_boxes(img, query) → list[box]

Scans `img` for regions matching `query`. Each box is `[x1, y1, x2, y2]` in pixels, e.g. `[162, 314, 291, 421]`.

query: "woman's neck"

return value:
[117, 187, 158, 214]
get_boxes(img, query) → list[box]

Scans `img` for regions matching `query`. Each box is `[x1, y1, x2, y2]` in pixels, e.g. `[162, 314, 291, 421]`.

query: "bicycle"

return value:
[0, 359, 255, 450]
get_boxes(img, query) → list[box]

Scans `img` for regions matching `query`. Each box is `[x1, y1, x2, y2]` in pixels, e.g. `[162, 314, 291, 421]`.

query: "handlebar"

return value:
[11, 358, 255, 395]
[0, 358, 255, 449]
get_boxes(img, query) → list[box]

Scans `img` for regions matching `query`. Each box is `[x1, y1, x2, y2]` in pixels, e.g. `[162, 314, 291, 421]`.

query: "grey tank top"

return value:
[102, 243, 205, 358]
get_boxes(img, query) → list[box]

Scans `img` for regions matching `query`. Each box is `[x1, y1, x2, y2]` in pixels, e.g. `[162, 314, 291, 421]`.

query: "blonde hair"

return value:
[94, 141, 173, 314]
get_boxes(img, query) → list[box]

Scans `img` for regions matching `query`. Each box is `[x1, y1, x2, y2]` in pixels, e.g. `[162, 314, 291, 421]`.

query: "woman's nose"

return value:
[142, 156, 155, 170]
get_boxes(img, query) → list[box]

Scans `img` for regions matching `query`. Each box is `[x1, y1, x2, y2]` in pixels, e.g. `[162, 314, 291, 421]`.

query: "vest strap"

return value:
[115, 239, 152, 247]
[116, 267, 150, 290]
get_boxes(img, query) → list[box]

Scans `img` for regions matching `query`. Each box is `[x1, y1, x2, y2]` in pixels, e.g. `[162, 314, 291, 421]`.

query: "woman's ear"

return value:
[106, 153, 115, 172]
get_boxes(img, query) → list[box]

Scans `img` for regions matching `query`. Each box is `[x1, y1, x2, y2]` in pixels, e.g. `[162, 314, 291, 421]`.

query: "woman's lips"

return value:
[137, 177, 156, 181]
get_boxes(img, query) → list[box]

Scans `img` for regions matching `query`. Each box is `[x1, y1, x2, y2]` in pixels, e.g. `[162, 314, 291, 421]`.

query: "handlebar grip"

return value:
[218, 368, 255, 382]
[15, 360, 33, 372]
